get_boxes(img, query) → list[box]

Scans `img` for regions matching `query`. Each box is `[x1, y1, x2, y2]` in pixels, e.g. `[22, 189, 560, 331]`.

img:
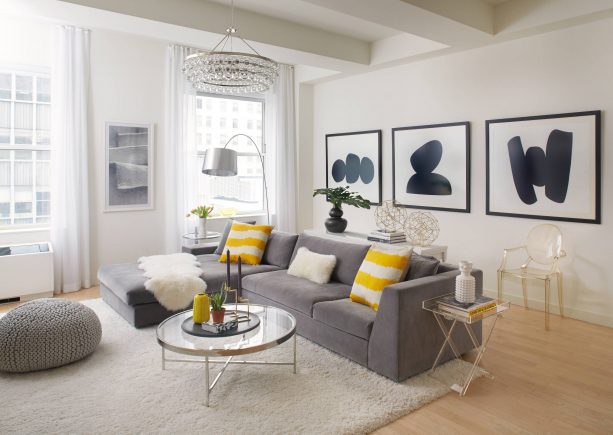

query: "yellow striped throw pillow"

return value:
[218, 222, 273, 265]
[350, 244, 412, 311]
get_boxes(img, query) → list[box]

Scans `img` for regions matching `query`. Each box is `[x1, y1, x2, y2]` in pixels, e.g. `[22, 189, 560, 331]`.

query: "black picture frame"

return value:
[325, 130, 382, 205]
[392, 121, 471, 213]
[486, 110, 601, 224]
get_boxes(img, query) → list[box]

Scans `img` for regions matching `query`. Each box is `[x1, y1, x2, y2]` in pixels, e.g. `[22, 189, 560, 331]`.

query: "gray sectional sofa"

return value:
[98, 231, 482, 382]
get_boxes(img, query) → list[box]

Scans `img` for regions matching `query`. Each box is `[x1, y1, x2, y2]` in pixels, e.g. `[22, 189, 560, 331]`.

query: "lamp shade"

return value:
[202, 148, 238, 176]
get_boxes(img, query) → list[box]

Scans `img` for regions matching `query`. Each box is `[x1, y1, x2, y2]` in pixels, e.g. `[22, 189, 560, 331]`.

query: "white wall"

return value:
[0, 18, 170, 280]
[310, 18, 613, 327]
[88, 29, 168, 279]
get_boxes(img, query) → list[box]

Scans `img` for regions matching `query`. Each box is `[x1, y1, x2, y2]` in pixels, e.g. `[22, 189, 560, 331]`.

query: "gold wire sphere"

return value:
[405, 211, 439, 247]
[374, 200, 408, 232]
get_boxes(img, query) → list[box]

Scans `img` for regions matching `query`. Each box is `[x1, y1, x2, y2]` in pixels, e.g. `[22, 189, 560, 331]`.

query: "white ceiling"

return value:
[4, 0, 613, 83]
[206, 0, 401, 42]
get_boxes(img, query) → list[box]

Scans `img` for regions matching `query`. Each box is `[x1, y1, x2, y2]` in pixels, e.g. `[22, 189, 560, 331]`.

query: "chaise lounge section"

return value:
[99, 231, 482, 381]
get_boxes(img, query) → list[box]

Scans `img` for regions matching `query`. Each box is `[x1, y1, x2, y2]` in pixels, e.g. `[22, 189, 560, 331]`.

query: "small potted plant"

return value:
[209, 285, 228, 324]
[186, 205, 214, 237]
[313, 186, 371, 233]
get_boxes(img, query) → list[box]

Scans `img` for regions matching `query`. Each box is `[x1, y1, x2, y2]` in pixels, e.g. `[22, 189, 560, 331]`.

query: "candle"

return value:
[237, 256, 242, 298]
[226, 249, 231, 287]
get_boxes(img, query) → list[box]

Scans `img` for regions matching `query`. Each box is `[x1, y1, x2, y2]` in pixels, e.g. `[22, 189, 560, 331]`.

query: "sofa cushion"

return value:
[241, 270, 351, 316]
[219, 222, 273, 265]
[287, 247, 337, 284]
[197, 254, 281, 293]
[262, 231, 299, 269]
[214, 220, 256, 256]
[98, 254, 280, 307]
[313, 298, 376, 340]
[291, 234, 370, 286]
[407, 253, 440, 280]
[98, 263, 153, 305]
[350, 244, 412, 311]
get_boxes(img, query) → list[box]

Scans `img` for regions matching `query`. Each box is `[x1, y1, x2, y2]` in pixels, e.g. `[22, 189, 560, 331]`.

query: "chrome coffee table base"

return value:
[161, 333, 297, 407]
[156, 304, 298, 407]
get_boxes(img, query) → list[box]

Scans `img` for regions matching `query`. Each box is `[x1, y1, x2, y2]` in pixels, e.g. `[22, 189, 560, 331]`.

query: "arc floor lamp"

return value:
[201, 133, 270, 225]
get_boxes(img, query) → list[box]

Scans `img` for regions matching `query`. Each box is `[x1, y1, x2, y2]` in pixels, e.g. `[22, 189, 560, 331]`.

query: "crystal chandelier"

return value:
[183, 0, 279, 94]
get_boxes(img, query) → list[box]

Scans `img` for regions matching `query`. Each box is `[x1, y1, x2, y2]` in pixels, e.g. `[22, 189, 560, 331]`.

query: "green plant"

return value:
[210, 285, 228, 312]
[186, 205, 214, 219]
[313, 186, 371, 210]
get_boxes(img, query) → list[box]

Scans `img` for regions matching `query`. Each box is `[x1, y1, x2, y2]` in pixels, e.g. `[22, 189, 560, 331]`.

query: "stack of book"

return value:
[367, 230, 407, 244]
[437, 294, 497, 319]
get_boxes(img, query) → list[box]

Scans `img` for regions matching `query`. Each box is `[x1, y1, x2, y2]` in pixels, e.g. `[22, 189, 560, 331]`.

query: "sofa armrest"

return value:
[368, 269, 483, 381]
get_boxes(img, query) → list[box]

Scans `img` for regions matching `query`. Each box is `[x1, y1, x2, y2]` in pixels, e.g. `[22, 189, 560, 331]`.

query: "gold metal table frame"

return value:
[422, 295, 510, 396]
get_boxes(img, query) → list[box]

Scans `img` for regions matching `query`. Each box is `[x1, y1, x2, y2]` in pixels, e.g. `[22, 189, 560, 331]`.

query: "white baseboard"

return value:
[483, 288, 613, 328]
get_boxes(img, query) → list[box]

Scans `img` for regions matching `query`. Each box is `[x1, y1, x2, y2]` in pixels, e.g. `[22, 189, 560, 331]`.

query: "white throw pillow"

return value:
[287, 247, 337, 284]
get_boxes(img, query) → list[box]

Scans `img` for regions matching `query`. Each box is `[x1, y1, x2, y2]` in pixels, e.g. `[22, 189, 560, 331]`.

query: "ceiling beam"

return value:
[400, 0, 494, 34]
[4, 0, 371, 71]
[302, 0, 494, 46]
[495, 0, 613, 34]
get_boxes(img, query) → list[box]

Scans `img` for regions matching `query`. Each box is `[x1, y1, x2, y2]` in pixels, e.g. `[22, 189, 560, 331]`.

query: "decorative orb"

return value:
[405, 211, 439, 247]
[374, 200, 408, 232]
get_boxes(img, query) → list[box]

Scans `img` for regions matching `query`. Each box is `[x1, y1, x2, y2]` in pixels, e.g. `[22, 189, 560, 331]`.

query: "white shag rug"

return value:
[0, 299, 479, 434]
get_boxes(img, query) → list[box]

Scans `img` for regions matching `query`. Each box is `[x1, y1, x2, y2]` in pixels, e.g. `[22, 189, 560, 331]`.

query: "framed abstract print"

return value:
[486, 111, 601, 224]
[326, 130, 382, 205]
[105, 122, 154, 212]
[392, 122, 470, 213]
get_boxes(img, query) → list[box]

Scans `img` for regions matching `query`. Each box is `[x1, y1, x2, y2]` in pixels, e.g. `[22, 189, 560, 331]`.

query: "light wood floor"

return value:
[2, 289, 612, 434]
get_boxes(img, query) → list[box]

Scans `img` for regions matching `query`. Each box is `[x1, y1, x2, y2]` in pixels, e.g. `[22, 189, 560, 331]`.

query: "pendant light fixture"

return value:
[183, 0, 279, 94]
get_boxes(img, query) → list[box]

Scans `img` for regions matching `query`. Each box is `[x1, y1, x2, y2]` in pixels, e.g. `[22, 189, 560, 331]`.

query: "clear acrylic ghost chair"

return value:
[497, 224, 566, 330]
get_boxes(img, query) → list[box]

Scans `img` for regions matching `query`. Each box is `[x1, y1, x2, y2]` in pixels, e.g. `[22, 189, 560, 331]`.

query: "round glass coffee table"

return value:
[156, 304, 296, 406]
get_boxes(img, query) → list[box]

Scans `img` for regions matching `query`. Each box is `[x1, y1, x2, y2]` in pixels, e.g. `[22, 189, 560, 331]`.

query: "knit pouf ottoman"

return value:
[0, 299, 101, 373]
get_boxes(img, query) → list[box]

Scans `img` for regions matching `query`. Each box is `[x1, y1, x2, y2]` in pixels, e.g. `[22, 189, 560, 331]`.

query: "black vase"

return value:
[325, 205, 347, 233]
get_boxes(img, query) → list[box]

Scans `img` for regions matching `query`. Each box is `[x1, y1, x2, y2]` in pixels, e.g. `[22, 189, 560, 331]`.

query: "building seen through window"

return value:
[193, 94, 265, 214]
[0, 70, 51, 227]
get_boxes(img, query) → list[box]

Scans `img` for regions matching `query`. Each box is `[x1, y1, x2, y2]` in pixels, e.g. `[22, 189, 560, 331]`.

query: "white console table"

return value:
[304, 229, 448, 262]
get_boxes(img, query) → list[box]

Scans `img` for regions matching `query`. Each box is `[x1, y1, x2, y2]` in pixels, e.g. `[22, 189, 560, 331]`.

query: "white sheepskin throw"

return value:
[137, 253, 206, 311]
[287, 247, 337, 284]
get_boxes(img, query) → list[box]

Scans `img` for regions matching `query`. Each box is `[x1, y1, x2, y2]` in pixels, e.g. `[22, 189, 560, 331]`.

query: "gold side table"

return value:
[422, 294, 510, 396]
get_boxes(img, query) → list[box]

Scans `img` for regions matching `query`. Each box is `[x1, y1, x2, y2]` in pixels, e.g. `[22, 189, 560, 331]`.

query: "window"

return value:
[0, 70, 51, 227]
[193, 94, 265, 214]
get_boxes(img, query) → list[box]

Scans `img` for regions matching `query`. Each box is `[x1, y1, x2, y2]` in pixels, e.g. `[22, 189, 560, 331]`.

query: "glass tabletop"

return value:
[156, 304, 296, 357]
[183, 231, 221, 241]
[422, 293, 510, 324]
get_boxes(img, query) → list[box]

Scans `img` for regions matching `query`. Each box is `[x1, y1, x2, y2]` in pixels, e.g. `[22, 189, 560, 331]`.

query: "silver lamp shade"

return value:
[201, 148, 238, 176]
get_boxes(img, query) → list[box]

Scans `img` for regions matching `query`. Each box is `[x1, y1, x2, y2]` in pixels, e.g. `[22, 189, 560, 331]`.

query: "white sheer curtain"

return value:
[164, 45, 197, 253]
[267, 64, 297, 232]
[50, 26, 91, 293]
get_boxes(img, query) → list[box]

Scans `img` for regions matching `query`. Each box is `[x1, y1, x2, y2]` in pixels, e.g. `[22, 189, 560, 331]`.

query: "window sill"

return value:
[207, 213, 267, 220]
[0, 226, 50, 234]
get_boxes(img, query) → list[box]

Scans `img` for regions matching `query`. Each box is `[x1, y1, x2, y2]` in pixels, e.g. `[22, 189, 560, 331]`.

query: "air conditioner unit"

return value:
[0, 242, 54, 301]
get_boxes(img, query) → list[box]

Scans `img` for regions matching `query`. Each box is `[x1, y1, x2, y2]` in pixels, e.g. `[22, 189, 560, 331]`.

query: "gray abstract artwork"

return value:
[106, 123, 153, 210]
